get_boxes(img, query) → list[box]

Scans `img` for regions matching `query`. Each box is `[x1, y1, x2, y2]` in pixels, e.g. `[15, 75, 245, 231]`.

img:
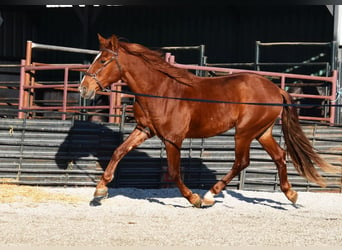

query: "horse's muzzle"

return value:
[79, 85, 96, 100]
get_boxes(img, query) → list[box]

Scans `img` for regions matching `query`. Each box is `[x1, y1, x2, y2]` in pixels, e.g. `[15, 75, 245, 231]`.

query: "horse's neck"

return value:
[120, 51, 191, 97]
[122, 70, 153, 94]
[121, 58, 166, 95]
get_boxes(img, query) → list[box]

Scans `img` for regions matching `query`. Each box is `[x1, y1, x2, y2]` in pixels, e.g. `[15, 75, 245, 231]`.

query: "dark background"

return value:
[0, 5, 333, 65]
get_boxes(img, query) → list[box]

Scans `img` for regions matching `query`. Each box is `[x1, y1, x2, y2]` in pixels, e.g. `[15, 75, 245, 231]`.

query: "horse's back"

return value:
[196, 73, 283, 108]
[186, 73, 283, 138]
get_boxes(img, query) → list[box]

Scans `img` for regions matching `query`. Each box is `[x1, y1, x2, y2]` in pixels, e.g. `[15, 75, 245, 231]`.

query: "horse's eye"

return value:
[100, 60, 106, 64]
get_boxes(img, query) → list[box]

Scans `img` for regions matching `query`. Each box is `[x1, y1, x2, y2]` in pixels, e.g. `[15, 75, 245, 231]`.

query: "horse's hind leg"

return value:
[90, 127, 150, 206]
[203, 136, 252, 206]
[257, 125, 298, 203]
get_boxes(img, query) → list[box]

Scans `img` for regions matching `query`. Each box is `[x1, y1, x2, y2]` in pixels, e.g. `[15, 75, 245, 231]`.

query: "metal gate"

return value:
[0, 118, 340, 192]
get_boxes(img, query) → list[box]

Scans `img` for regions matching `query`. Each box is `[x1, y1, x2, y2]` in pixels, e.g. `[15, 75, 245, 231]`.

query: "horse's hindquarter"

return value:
[231, 74, 284, 128]
[186, 73, 283, 138]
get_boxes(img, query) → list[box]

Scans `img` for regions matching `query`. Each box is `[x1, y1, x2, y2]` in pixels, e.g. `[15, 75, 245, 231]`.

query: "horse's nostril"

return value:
[79, 86, 87, 94]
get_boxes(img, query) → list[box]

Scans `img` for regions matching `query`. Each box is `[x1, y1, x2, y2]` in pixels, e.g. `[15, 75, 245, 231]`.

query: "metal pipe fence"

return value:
[254, 41, 336, 72]
[0, 118, 340, 191]
[17, 41, 208, 123]
[1, 41, 341, 191]
[17, 57, 339, 125]
[5, 40, 339, 125]
[165, 52, 339, 125]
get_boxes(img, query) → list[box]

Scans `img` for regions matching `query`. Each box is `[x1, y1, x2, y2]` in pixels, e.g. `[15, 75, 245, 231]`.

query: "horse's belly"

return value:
[186, 115, 235, 138]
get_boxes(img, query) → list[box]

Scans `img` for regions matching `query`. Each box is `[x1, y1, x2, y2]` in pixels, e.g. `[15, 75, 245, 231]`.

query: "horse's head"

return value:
[79, 34, 122, 99]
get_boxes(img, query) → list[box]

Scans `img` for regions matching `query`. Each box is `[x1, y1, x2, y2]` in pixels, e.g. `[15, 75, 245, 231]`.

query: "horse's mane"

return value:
[119, 41, 195, 86]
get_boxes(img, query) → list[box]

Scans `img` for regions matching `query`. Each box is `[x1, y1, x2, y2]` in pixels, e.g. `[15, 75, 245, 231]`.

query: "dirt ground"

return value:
[0, 185, 341, 247]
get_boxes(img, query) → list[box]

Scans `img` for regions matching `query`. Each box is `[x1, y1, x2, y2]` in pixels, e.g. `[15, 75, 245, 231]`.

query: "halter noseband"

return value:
[84, 48, 122, 91]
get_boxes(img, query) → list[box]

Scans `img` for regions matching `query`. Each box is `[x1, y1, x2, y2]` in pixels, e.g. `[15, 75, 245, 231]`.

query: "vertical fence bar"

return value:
[255, 41, 260, 71]
[169, 55, 175, 64]
[199, 45, 206, 77]
[25, 41, 33, 118]
[165, 52, 171, 63]
[109, 84, 115, 124]
[115, 84, 122, 124]
[239, 169, 246, 190]
[337, 60, 342, 124]
[17, 116, 27, 182]
[18, 60, 26, 119]
[25, 41, 33, 67]
[62, 67, 69, 120]
[331, 41, 338, 71]
[330, 70, 338, 124]
[280, 75, 286, 90]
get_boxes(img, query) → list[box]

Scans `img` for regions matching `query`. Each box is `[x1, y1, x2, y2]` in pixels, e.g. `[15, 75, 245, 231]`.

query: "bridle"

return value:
[84, 48, 122, 91]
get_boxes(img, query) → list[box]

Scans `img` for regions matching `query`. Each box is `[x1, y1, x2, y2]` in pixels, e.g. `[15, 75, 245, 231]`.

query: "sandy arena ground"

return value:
[0, 185, 341, 247]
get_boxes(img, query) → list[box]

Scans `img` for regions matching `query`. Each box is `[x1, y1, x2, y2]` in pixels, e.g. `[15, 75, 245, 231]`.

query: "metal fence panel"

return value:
[0, 118, 340, 192]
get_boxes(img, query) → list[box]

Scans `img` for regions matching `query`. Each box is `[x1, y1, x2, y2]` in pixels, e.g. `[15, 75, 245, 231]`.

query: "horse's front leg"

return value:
[164, 140, 203, 208]
[90, 127, 151, 206]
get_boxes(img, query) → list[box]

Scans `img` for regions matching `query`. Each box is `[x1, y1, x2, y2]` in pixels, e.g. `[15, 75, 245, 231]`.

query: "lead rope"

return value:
[104, 88, 342, 108]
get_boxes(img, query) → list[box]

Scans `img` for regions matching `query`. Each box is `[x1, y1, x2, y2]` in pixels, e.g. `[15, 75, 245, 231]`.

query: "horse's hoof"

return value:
[191, 193, 202, 208]
[286, 189, 298, 204]
[202, 191, 216, 207]
[89, 188, 108, 206]
[201, 199, 215, 207]
[94, 187, 108, 199]
[89, 197, 104, 206]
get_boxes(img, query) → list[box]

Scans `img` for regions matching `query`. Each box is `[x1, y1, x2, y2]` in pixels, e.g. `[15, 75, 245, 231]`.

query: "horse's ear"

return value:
[97, 33, 106, 45]
[110, 34, 119, 51]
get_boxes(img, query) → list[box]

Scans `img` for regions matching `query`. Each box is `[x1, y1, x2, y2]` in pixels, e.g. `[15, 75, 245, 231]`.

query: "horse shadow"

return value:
[104, 187, 222, 208]
[225, 190, 301, 210]
[55, 120, 300, 209]
[55, 120, 218, 198]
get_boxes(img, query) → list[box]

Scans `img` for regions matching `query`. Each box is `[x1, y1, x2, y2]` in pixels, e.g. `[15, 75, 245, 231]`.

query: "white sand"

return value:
[0, 186, 341, 247]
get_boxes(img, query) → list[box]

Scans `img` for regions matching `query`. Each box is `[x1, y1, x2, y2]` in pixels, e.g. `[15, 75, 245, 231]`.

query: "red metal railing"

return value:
[19, 41, 131, 123]
[166, 53, 338, 124]
[17, 42, 338, 125]
[18, 60, 128, 123]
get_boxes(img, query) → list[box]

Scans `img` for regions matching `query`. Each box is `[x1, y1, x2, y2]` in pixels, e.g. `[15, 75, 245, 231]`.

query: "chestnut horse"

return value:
[80, 34, 338, 207]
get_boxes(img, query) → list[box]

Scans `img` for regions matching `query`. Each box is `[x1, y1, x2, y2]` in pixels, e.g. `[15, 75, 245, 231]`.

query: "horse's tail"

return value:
[280, 89, 340, 187]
